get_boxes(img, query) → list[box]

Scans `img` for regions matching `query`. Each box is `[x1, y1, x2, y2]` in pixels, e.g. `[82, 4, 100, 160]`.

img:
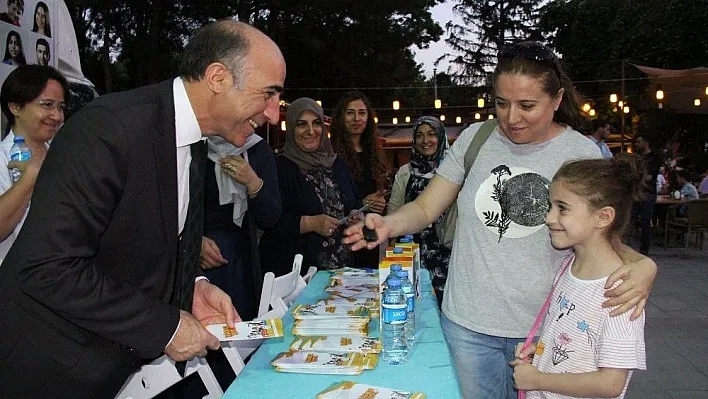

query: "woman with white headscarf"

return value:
[259, 97, 362, 275]
[199, 133, 281, 321]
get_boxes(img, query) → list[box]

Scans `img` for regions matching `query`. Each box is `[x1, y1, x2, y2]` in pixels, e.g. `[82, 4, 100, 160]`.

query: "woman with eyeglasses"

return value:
[344, 41, 657, 398]
[259, 97, 362, 275]
[0, 65, 68, 260]
[388, 116, 451, 309]
[3, 30, 27, 66]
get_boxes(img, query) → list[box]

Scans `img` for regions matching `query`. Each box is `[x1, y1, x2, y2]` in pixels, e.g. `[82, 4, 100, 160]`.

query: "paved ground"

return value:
[625, 235, 708, 399]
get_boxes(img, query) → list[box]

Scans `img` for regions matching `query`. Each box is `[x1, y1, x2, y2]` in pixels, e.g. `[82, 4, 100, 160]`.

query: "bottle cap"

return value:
[387, 277, 401, 287]
[390, 264, 402, 271]
[393, 247, 403, 254]
[399, 238, 412, 243]
[396, 270, 409, 278]
[13, 136, 25, 143]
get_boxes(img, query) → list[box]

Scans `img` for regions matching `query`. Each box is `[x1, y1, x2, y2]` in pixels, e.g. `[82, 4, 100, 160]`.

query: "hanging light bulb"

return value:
[488, 114, 494, 120]
[374, 117, 379, 123]
[695, 98, 701, 107]
[477, 97, 485, 108]
[582, 103, 591, 112]
[456, 116, 462, 124]
[474, 113, 481, 120]
[392, 117, 398, 124]
[589, 109, 596, 116]
[393, 100, 400, 110]
[623, 106, 630, 113]
[618, 100, 624, 108]
[316, 100, 322, 106]
[280, 121, 286, 131]
[434, 99, 442, 109]
[655, 85, 664, 100]
[405, 116, 411, 123]
[440, 115, 446, 121]
[610, 94, 618, 103]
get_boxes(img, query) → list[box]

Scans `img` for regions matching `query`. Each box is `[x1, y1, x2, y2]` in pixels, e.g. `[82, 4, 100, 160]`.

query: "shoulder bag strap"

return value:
[462, 119, 497, 179]
[518, 253, 575, 399]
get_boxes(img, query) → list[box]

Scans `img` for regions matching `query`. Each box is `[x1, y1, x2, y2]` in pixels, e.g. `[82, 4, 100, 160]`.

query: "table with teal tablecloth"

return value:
[222, 270, 462, 398]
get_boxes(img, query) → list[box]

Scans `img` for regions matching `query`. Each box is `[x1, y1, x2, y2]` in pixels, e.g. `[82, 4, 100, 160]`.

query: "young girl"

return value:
[511, 154, 647, 399]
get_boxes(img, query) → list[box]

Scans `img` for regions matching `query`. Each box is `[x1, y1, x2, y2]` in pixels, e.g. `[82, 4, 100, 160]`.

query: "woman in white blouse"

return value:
[0, 65, 68, 260]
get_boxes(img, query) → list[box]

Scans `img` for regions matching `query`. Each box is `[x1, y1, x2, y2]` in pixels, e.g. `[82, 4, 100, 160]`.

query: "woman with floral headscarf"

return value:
[259, 98, 362, 275]
[388, 116, 451, 308]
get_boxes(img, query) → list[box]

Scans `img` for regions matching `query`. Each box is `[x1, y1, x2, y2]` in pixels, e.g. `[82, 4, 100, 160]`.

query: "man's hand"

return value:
[603, 256, 657, 319]
[192, 279, 241, 327]
[164, 310, 220, 361]
[342, 213, 391, 251]
[199, 236, 227, 270]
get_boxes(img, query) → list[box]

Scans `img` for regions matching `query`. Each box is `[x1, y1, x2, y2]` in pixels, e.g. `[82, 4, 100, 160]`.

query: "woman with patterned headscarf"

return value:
[259, 98, 363, 275]
[388, 116, 451, 308]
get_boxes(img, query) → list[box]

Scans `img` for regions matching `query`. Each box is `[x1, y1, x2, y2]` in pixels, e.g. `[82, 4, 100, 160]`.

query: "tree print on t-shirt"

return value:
[475, 164, 551, 242]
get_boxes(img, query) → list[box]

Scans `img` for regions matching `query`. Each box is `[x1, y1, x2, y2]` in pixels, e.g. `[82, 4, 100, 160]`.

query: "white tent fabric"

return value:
[631, 63, 708, 114]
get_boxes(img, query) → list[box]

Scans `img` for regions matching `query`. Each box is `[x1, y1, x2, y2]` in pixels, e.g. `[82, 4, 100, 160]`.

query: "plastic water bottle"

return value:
[384, 264, 403, 288]
[396, 269, 415, 346]
[9, 136, 31, 183]
[381, 276, 408, 365]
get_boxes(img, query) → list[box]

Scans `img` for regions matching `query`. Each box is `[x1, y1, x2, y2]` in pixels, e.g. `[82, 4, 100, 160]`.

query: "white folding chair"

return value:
[115, 355, 222, 399]
[303, 266, 318, 283]
[257, 254, 303, 317]
[220, 307, 287, 376]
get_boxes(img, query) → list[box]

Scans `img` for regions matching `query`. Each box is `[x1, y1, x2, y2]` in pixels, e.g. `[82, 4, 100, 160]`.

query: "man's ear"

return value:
[203, 62, 231, 94]
[595, 206, 615, 230]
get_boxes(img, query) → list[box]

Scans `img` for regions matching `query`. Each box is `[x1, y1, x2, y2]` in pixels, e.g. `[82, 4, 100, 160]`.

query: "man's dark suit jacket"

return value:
[0, 80, 188, 398]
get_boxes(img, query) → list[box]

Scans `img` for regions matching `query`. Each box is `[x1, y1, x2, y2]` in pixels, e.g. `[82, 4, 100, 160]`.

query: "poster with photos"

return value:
[0, 0, 57, 85]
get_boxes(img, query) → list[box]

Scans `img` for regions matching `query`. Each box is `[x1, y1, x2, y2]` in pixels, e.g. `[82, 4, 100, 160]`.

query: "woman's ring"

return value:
[328, 228, 333, 234]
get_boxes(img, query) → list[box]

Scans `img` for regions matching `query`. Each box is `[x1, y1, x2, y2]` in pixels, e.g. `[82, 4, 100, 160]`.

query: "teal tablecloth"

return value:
[222, 270, 462, 398]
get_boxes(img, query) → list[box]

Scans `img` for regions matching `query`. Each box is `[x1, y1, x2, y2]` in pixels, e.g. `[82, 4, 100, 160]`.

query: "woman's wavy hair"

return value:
[330, 91, 390, 191]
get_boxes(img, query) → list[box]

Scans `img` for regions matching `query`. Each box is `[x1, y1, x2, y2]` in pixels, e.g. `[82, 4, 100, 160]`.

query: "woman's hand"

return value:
[343, 213, 391, 251]
[603, 256, 657, 319]
[363, 192, 387, 214]
[220, 155, 261, 192]
[305, 214, 340, 237]
[199, 236, 228, 270]
[8, 156, 44, 183]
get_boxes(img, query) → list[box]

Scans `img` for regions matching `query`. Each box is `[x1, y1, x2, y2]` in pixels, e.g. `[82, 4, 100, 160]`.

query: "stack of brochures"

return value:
[291, 303, 371, 337]
[289, 335, 381, 354]
[316, 381, 426, 399]
[325, 269, 380, 318]
[271, 351, 378, 375]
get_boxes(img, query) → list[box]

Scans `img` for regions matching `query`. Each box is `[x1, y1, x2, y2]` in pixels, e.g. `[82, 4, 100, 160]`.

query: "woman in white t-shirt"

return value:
[0, 65, 68, 260]
[345, 42, 657, 399]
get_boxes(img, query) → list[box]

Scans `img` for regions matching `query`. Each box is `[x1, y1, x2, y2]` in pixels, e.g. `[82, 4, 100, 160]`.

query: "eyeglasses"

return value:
[498, 43, 562, 82]
[35, 99, 66, 113]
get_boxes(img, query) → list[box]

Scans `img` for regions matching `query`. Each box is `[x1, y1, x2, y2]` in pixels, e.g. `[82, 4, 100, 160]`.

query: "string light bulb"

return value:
[393, 100, 400, 110]
[434, 99, 442, 109]
[610, 94, 618, 103]
[655, 85, 664, 100]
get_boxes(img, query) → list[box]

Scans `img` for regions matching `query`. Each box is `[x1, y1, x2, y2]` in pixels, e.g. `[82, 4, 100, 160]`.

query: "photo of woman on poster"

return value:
[32, 1, 50, 37]
[3, 30, 26, 66]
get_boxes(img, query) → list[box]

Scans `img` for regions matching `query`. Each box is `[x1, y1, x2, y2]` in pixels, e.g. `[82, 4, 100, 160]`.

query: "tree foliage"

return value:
[539, 0, 708, 150]
[65, 0, 444, 109]
[439, 0, 543, 85]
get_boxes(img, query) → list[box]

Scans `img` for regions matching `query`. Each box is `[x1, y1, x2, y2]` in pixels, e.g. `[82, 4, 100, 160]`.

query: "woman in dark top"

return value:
[200, 134, 281, 321]
[259, 97, 362, 275]
[330, 91, 390, 267]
